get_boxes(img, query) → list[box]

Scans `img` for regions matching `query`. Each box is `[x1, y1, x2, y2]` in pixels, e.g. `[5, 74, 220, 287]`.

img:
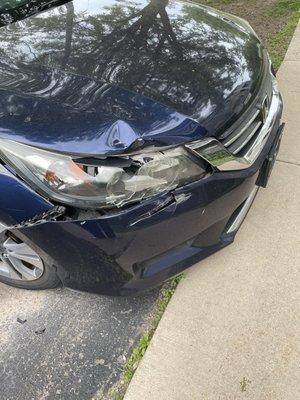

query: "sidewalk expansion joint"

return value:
[276, 159, 300, 167]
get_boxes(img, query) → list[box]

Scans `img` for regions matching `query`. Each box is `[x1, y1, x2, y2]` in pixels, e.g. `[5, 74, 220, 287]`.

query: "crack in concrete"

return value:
[276, 159, 300, 167]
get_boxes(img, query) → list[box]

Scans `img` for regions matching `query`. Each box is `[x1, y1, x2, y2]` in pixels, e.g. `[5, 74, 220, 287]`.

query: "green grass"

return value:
[122, 331, 152, 384]
[122, 275, 183, 385]
[266, 1, 300, 69]
[266, 0, 300, 17]
[201, 0, 300, 70]
[105, 276, 183, 399]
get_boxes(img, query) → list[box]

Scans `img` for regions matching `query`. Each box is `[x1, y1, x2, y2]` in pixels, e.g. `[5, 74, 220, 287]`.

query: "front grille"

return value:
[220, 72, 273, 157]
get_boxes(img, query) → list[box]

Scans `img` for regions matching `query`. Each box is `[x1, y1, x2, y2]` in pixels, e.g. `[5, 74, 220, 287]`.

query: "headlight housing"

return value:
[0, 140, 206, 209]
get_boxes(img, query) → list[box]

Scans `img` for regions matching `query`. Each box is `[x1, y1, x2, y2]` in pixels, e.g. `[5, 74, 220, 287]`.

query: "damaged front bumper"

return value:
[0, 94, 283, 295]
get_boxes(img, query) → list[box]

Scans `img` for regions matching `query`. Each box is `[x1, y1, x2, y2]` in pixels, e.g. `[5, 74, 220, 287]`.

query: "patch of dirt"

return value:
[199, 0, 289, 45]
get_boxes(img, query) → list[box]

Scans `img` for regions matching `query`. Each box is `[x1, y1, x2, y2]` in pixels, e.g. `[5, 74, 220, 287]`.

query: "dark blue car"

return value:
[0, 0, 283, 295]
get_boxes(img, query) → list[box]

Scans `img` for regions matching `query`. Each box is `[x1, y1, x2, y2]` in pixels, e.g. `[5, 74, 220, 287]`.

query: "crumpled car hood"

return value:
[0, 0, 264, 156]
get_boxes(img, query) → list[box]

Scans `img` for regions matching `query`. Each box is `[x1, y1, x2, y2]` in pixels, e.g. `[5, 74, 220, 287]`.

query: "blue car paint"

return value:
[9, 167, 257, 295]
[0, 0, 284, 294]
[0, 74, 206, 156]
[2, 110, 280, 295]
[0, 164, 52, 226]
[0, 0, 264, 155]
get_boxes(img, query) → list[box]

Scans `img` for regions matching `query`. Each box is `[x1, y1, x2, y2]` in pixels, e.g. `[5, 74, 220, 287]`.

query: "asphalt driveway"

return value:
[0, 283, 158, 399]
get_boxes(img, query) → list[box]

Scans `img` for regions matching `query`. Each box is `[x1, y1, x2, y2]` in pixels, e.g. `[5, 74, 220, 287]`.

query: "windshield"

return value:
[0, 0, 69, 26]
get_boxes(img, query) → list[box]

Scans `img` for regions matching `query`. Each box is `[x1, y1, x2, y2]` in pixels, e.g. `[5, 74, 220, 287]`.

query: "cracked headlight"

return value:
[0, 140, 206, 209]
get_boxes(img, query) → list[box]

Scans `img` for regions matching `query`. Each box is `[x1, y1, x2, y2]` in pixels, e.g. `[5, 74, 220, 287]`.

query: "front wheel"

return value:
[0, 233, 61, 290]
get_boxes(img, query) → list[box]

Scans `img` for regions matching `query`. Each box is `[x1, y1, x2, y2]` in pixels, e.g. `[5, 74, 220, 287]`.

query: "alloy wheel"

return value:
[0, 237, 44, 281]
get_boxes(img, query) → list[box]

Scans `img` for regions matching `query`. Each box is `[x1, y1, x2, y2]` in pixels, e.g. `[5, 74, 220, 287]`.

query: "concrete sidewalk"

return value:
[124, 21, 300, 400]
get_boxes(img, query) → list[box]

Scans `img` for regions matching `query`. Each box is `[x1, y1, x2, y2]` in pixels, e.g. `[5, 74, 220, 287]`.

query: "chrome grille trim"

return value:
[226, 186, 259, 233]
[223, 109, 260, 147]
[221, 89, 273, 156]
[231, 120, 262, 155]
[185, 77, 282, 171]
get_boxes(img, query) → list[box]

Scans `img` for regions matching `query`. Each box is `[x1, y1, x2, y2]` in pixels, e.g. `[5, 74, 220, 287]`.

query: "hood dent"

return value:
[0, 0, 263, 155]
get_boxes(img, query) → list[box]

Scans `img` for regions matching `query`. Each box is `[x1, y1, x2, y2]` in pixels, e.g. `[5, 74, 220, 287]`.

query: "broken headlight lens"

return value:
[0, 140, 206, 209]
